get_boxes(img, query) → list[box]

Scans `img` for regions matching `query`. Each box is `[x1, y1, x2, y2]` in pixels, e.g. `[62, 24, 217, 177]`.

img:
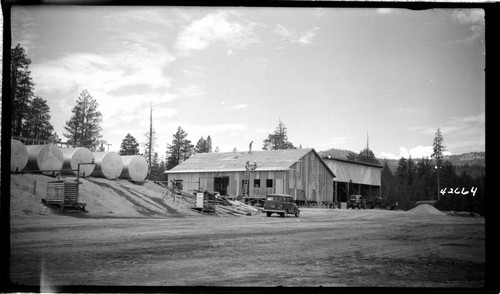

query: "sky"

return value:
[10, 6, 485, 160]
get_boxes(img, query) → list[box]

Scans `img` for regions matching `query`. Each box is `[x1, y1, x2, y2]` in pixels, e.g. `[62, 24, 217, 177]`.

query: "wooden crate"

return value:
[63, 182, 78, 203]
[46, 181, 64, 204]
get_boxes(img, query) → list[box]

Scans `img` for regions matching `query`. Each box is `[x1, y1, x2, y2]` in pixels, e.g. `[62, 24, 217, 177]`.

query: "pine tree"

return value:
[206, 136, 213, 153]
[416, 157, 434, 200]
[63, 90, 103, 150]
[166, 126, 194, 170]
[431, 128, 446, 200]
[119, 133, 140, 155]
[381, 160, 397, 203]
[395, 157, 408, 186]
[149, 152, 161, 180]
[195, 136, 212, 153]
[11, 44, 35, 137]
[407, 156, 416, 186]
[346, 151, 358, 161]
[143, 129, 157, 165]
[262, 120, 296, 150]
[22, 96, 55, 140]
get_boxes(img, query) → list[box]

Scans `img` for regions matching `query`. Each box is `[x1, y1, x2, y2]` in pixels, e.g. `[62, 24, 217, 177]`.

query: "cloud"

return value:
[175, 11, 258, 56]
[32, 46, 175, 96]
[452, 9, 484, 24]
[225, 104, 248, 111]
[11, 6, 40, 55]
[275, 24, 319, 45]
[451, 9, 485, 44]
[380, 112, 484, 159]
[29, 41, 179, 156]
[178, 84, 205, 97]
[379, 145, 452, 160]
[103, 8, 174, 28]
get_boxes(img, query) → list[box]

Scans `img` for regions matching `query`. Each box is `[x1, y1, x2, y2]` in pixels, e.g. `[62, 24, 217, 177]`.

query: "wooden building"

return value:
[164, 148, 335, 204]
[322, 157, 382, 203]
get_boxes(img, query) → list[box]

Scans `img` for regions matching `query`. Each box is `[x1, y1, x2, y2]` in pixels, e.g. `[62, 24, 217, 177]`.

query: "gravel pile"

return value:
[409, 204, 446, 215]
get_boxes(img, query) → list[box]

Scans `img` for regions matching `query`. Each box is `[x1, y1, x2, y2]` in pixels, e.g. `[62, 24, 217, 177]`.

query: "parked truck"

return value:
[365, 196, 398, 210]
[346, 194, 366, 209]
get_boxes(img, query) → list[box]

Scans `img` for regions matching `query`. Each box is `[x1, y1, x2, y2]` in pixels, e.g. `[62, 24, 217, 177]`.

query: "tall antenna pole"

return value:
[366, 131, 369, 150]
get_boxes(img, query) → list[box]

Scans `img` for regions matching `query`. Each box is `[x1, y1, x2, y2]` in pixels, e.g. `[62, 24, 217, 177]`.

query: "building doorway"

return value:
[214, 176, 229, 196]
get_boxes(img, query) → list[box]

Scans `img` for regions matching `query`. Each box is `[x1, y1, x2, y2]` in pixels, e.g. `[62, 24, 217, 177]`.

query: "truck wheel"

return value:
[366, 203, 373, 209]
[295, 210, 300, 217]
[386, 204, 392, 210]
[266, 212, 272, 217]
[282, 210, 288, 217]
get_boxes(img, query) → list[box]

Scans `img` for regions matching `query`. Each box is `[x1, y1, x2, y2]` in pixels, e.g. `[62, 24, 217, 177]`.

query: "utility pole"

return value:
[148, 103, 153, 177]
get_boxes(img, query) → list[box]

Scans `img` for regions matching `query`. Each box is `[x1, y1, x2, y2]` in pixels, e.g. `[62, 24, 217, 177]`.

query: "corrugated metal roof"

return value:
[165, 148, 317, 173]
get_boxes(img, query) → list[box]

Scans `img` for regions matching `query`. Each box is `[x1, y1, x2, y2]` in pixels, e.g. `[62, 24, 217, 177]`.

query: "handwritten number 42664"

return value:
[440, 187, 477, 197]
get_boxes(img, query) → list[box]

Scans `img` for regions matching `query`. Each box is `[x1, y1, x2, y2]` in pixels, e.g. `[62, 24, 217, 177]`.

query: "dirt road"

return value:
[9, 208, 485, 289]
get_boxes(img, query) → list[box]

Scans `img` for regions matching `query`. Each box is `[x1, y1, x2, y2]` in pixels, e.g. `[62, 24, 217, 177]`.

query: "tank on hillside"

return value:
[91, 151, 123, 180]
[24, 144, 64, 175]
[60, 147, 95, 177]
[119, 155, 148, 181]
[11, 139, 29, 172]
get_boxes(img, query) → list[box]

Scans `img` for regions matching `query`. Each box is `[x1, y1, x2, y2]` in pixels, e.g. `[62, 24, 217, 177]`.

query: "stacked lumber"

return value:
[215, 205, 252, 216]
[226, 199, 261, 214]
[162, 187, 261, 217]
[213, 197, 261, 217]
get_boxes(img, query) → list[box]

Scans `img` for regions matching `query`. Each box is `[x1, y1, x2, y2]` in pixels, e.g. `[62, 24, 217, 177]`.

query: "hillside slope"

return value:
[10, 173, 200, 217]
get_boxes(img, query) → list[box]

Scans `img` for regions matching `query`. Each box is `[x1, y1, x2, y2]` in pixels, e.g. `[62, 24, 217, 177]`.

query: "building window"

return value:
[254, 179, 260, 188]
[266, 179, 273, 188]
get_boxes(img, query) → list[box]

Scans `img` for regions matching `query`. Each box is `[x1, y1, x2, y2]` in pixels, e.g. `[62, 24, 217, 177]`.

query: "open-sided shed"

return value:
[323, 157, 382, 202]
[165, 148, 335, 205]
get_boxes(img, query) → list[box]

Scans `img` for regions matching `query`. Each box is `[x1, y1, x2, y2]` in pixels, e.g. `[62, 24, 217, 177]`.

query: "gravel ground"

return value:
[8, 174, 487, 290]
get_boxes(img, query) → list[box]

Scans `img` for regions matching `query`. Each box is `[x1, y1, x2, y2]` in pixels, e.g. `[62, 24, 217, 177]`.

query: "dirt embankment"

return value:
[8, 174, 487, 288]
[9, 173, 199, 217]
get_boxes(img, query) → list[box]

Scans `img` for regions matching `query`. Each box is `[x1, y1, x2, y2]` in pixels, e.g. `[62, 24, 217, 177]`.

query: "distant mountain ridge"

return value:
[318, 148, 485, 176]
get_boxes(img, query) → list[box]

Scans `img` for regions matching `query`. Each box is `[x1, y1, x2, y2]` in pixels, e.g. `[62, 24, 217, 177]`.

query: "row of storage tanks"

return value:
[10, 139, 149, 181]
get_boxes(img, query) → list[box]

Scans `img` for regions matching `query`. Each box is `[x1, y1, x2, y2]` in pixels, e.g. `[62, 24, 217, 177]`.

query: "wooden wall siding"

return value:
[287, 152, 334, 202]
[167, 170, 289, 197]
[167, 150, 334, 200]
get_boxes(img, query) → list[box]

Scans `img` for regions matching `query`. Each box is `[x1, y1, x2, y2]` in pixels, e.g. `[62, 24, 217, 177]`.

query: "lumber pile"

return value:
[214, 197, 261, 217]
[164, 187, 261, 217]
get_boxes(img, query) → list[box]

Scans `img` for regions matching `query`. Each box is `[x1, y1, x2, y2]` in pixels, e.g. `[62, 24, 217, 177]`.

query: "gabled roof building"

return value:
[165, 148, 335, 204]
[322, 156, 383, 202]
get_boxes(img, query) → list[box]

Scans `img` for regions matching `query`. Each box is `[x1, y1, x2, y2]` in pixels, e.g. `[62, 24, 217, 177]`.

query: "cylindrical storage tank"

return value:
[91, 151, 123, 180]
[24, 144, 64, 175]
[60, 147, 95, 177]
[119, 155, 148, 181]
[11, 139, 29, 172]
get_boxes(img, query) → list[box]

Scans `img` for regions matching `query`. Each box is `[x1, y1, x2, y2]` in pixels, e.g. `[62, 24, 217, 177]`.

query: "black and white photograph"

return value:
[2, 2, 492, 292]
